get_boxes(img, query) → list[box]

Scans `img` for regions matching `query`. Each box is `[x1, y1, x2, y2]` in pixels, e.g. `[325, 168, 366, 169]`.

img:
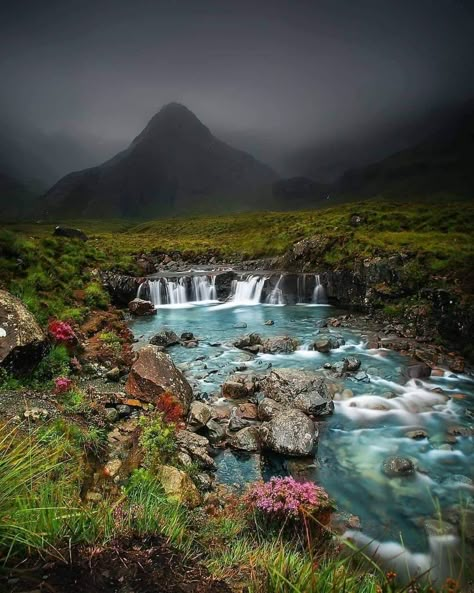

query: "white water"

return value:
[141, 275, 218, 308]
[266, 274, 285, 305]
[312, 273, 327, 304]
[229, 274, 267, 305]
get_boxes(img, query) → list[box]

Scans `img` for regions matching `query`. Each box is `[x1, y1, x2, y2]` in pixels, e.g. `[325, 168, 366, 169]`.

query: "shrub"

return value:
[155, 392, 184, 423]
[246, 477, 331, 520]
[48, 320, 76, 344]
[139, 414, 177, 470]
[32, 345, 71, 385]
[84, 282, 109, 309]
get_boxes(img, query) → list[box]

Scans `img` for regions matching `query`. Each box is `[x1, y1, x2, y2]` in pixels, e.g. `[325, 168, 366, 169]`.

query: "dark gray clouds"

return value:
[1, 0, 473, 178]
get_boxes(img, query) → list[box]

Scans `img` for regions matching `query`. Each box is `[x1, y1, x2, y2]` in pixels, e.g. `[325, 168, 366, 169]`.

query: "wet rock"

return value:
[264, 319, 274, 325]
[405, 429, 428, 440]
[403, 360, 431, 380]
[261, 336, 299, 354]
[105, 366, 121, 382]
[0, 290, 47, 373]
[344, 357, 361, 372]
[257, 397, 283, 421]
[150, 329, 180, 348]
[353, 370, 370, 383]
[176, 430, 216, 469]
[228, 407, 248, 431]
[382, 456, 415, 477]
[228, 426, 260, 452]
[128, 298, 156, 316]
[181, 331, 195, 341]
[259, 409, 317, 456]
[184, 340, 198, 348]
[258, 369, 334, 416]
[53, 225, 88, 241]
[233, 333, 262, 351]
[125, 345, 193, 413]
[205, 419, 227, 444]
[311, 338, 332, 353]
[188, 401, 213, 429]
[157, 465, 202, 508]
[239, 403, 258, 419]
[233, 322, 247, 329]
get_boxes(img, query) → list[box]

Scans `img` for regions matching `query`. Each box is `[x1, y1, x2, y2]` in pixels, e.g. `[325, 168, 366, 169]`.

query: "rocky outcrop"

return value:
[53, 226, 88, 241]
[125, 345, 193, 412]
[0, 290, 47, 373]
[176, 430, 215, 469]
[261, 336, 299, 354]
[128, 298, 156, 316]
[101, 272, 144, 306]
[228, 426, 260, 452]
[258, 369, 334, 417]
[259, 410, 317, 456]
[150, 329, 180, 348]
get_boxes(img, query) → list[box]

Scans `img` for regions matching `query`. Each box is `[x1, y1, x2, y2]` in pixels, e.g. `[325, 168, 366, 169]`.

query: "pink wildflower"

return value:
[245, 476, 330, 519]
[48, 320, 76, 343]
[54, 376, 72, 393]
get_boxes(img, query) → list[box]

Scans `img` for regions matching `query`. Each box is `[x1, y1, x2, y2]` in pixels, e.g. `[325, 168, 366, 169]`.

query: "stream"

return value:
[129, 293, 474, 558]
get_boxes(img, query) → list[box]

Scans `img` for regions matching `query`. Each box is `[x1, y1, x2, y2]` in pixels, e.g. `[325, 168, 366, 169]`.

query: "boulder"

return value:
[128, 298, 156, 316]
[403, 360, 431, 380]
[157, 465, 202, 508]
[188, 401, 213, 429]
[0, 290, 47, 373]
[150, 329, 180, 348]
[176, 430, 216, 469]
[260, 410, 317, 456]
[222, 373, 256, 399]
[258, 369, 334, 416]
[228, 426, 260, 452]
[125, 345, 193, 412]
[205, 419, 227, 444]
[181, 331, 195, 341]
[53, 226, 88, 241]
[344, 357, 361, 372]
[239, 402, 258, 419]
[310, 336, 345, 352]
[261, 336, 298, 354]
[382, 456, 415, 477]
[233, 333, 262, 351]
[228, 407, 248, 431]
[257, 397, 283, 421]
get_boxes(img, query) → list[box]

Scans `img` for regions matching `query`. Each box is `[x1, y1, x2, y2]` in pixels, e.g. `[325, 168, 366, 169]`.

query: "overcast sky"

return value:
[1, 0, 473, 175]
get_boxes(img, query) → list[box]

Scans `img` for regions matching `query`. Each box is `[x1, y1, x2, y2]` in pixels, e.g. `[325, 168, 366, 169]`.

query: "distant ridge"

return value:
[42, 103, 277, 218]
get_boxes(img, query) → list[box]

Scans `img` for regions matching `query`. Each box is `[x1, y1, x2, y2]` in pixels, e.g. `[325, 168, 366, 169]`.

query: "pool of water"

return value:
[129, 302, 474, 553]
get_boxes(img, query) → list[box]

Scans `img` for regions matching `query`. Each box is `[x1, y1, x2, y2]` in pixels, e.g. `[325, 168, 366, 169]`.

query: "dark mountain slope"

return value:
[43, 103, 277, 218]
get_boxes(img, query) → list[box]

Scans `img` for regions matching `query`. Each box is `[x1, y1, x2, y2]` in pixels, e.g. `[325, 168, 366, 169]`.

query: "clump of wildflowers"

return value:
[54, 376, 72, 393]
[48, 320, 76, 343]
[245, 476, 331, 519]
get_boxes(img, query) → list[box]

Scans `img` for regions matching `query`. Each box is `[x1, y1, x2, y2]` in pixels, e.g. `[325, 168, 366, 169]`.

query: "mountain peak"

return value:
[134, 102, 210, 144]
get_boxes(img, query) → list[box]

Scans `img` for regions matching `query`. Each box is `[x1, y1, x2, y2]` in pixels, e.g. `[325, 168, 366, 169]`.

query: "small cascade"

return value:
[230, 275, 266, 304]
[312, 274, 327, 304]
[191, 275, 217, 302]
[297, 274, 307, 303]
[140, 275, 217, 307]
[266, 274, 285, 305]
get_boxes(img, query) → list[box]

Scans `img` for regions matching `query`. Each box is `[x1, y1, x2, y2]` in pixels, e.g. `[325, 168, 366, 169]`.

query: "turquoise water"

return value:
[129, 302, 474, 552]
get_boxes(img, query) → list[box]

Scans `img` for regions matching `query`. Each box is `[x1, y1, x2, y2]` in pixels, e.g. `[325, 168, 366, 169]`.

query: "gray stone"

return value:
[188, 401, 213, 429]
[261, 336, 299, 354]
[382, 456, 415, 477]
[205, 419, 227, 444]
[259, 409, 317, 456]
[150, 329, 180, 348]
[228, 426, 260, 452]
[257, 397, 283, 421]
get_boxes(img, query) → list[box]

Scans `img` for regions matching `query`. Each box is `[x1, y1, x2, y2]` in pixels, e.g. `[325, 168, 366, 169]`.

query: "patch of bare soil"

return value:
[2, 536, 232, 593]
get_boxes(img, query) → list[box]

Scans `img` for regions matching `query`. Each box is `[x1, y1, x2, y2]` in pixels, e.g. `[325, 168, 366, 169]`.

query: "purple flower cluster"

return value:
[54, 376, 72, 393]
[246, 476, 330, 518]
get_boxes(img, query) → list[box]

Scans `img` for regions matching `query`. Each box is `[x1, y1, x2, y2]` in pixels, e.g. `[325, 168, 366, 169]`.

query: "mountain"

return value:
[43, 103, 277, 218]
[0, 172, 37, 220]
[335, 109, 474, 200]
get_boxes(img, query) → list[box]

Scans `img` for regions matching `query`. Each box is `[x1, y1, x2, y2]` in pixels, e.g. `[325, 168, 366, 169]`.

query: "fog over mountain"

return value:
[1, 0, 473, 194]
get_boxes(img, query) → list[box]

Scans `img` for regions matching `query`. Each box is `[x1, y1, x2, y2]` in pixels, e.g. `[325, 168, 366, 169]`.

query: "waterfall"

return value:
[266, 274, 285, 305]
[312, 274, 327, 304]
[141, 275, 217, 307]
[191, 275, 217, 302]
[297, 274, 306, 303]
[230, 275, 266, 304]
